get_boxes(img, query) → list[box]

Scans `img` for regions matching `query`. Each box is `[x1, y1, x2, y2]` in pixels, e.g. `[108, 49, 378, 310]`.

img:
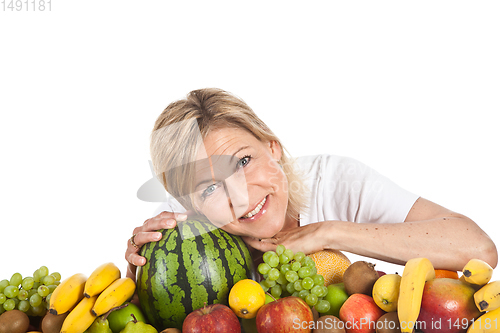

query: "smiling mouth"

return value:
[241, 196, 267, 219]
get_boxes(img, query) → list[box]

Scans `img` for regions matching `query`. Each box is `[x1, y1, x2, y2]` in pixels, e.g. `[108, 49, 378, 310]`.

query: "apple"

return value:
[182, 303, 241, 333]
[339, 294, 385, 333]
[324, 283, 349, 318]
[417, 278, 482, 333]
[377, 271, 386, 277]
[106, 302, 147, 333]
[256, 296, 314, 333]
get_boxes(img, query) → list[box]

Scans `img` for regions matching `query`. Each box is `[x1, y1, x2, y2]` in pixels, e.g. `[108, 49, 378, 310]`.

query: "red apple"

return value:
[182, 303, 241, 333]
[417, 278, 482, 333]
[256, 296, 314, 333]
[339, 294, 385, 333]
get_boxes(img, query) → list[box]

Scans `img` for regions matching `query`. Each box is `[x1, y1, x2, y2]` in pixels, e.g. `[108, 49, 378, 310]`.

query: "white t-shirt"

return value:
[153, 154, 419, 225]
[295, 155, 418, 226]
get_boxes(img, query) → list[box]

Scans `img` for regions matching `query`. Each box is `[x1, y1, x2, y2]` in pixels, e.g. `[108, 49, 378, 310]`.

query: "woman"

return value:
[126, 88, 497, 280]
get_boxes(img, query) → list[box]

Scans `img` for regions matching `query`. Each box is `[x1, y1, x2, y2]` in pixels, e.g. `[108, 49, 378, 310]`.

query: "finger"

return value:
[132, 231, 163, 248]
[156, 211, 188, 221]
[126, 251, 147, 267]
[241, 236, 277, 253]
[141, 217, 177, 233]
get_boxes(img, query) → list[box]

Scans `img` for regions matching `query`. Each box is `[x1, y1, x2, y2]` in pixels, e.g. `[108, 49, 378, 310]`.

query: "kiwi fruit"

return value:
[41, 311, 69, 333]
[376, 312, 401, 333]
[160, 329, 182, 333]
[313, 315, 346, 333]
[0, 309, 30, 333]
[342, 261, 380, 295]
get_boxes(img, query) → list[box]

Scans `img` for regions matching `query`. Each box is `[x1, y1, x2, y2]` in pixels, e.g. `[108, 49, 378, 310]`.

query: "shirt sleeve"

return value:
[297, 155, 419, 225]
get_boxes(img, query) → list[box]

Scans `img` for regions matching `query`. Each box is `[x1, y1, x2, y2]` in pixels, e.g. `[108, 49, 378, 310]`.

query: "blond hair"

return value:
[150, 88, 308, 221]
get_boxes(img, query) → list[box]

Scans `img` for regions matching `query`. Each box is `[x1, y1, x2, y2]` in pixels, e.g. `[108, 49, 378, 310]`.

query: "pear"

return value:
[119, 314, 157, 333]
[85, 315, 112, 333]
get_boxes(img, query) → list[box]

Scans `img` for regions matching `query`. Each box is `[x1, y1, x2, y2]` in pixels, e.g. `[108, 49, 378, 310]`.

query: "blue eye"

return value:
[202, 183, 220, 198]
[237, 155, 251, 168]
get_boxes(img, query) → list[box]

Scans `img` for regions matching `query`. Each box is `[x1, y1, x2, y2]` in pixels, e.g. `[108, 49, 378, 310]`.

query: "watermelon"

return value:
[136, 216, 256, 330]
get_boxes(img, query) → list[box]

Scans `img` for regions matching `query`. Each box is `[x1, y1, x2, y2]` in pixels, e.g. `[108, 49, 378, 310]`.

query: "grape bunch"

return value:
[258, 245, 331, 314]
[0, 266, 61, 316]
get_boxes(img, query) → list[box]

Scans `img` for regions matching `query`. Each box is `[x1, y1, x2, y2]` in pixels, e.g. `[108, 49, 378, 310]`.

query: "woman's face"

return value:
[192, 126, 289, 239]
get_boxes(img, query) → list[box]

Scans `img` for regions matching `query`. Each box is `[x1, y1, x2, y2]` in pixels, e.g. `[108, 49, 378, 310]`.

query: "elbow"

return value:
[475, 237, 498, 269]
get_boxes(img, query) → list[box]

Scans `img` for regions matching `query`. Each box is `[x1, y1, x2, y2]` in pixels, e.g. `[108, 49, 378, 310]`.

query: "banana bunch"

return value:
[49, 262, 136, 333]
[397, 257, 436, 333]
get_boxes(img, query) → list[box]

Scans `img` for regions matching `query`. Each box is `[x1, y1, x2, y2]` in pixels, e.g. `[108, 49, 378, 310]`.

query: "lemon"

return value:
[372, 273, 402, 312]
[228, 279, 266, 319]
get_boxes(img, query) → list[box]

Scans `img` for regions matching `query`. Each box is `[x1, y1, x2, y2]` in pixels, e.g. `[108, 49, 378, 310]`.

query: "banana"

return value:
[474, 280, 500, 312]
[397, 257, 436, 333]
[49, 273, 87, 315]
[84, 262, 121, 298]
[467, 306, 500, 333]
[91, 277, 136, 316]
[463, 259, 494, 286]
[60, 295, 98, 333]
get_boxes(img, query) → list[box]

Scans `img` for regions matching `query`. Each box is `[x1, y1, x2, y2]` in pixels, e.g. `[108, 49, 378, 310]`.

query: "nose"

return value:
[224, 169, 249, 216]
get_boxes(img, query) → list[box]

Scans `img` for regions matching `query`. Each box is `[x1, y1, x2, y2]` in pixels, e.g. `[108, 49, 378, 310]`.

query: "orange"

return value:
[228, 279, 266, 319]
[434, 269, 459, 279]
[307, 249, 351, 286]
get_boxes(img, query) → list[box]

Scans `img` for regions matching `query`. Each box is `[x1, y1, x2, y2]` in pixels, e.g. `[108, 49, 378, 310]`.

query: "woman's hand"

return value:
[241, 222, 330, 255]
[126, 211, 188, 280]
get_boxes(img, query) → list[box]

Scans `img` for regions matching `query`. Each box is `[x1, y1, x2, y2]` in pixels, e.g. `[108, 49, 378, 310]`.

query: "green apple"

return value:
[106, 302, 147, 333]
[324, 282, 349, 317]
[265, 293, 280, 304]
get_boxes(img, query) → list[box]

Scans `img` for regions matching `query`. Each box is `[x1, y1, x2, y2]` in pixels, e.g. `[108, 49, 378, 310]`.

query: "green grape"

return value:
[310, 267, 318, 275]
[262, 251, 275, 264]
[305, 293, 318, 306]
[293, 280, 303, 291]
[38, 266, 49, 278]
[268, 268, 280, 281]
[298, 289, 309, 299]
[4, 285, 19, 298]
[47, 285, 58, 293]
[293, 251, 306, 263]
[32, 282, 41, 290]
[38, 285, 50, 297]
[264, 278, 276, 288]
[280, 264, 291, 274]
[21, 277, 34, 291]
[28, 289, 37, 298]
[291, 261, 301, 271]
[0, 307, 4, 315]
[298, 267, 312, 279]
[33, 270, 41, 283]
[312, 274, 324, 286]
[315, 299, 331, 313]
[301, 256, 314, 267]
[42, 275, 55, 286]
[275, 244, 286, 256]
[3, 299, 15, 311]
[18, 300, 30, 312]
[270, 284, 282, 298]
[267, 253, 280, 268]
[258, 263, 271, 275]
[31, 304, 46, 316]
[9, 273, 22, 287]
[18, 289, 29, 301]
[50, 272, 61, 282]
[259, 281, 269, 292]
[286, 282, 295, 294]
[279, 253, 290, 265]
[292, 291, 300, 297]
[0, 280, 9, 293]
[284, 249, 294, 260]
[30, 293, 42, 307]
[276, 273, 287, 286]
[285, 270, 299, 283]
[0, 294, 6, 304]
[318, 286, 328, 298]
[45, 294, 52, 309]
[311, 285, 324, 297]
[301, 277, 314, 290]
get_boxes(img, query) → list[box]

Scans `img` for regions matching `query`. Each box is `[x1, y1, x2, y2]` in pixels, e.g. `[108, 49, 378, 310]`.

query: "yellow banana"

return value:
[467, 306, 500, 333]
[398, 257, 436, 333]
[463, 259, 494, 286]
[49, 273, 87, 315]
[474, 280, 500, 312]
[84, 262, 121, 298]
[91, 277, 136, 316]
[60, 295, 98, 333]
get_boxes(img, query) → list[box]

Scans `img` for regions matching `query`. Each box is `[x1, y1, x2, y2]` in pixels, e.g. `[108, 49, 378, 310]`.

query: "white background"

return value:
[1, 2, 499, 282]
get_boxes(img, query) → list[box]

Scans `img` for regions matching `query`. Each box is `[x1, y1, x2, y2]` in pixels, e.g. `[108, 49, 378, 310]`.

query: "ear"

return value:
[268, 140, 282, 161]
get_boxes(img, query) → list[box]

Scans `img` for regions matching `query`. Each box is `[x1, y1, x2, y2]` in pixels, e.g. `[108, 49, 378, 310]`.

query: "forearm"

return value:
[325, 215, 497, 271]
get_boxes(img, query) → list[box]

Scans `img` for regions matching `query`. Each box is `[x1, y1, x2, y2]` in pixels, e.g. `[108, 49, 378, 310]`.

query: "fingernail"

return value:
[154, 232, 162, 240]
[176, 213, 187, 221]
[166, 219, 175, 228]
